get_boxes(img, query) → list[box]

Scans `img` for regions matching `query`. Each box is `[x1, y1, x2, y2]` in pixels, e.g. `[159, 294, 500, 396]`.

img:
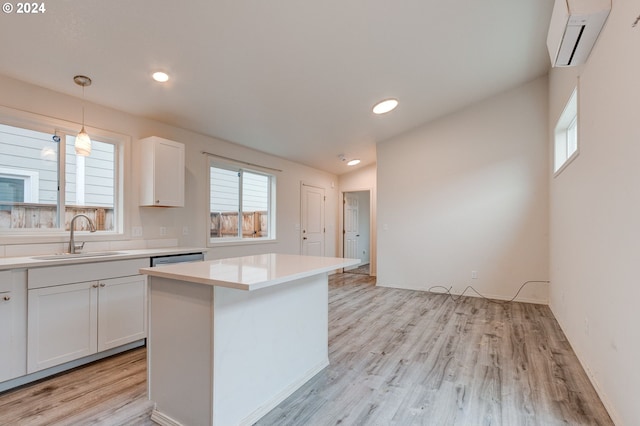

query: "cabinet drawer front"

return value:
[27, 258, 149, 289]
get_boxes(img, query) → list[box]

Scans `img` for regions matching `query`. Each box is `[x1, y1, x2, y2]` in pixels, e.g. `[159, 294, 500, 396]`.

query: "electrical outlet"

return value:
[160, 226, 167, 236]
[182, 226, 189, 236]
[471, 270, 478, 279]
[132, 226, 143, 237]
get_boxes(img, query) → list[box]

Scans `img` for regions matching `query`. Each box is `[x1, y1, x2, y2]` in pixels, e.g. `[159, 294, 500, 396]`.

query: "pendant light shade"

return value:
[73, 75, 92, 156]
[75, 126, 92, 156]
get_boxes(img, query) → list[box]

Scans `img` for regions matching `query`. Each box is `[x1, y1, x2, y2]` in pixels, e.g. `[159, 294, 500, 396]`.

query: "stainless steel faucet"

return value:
[68, 214, 97, 254]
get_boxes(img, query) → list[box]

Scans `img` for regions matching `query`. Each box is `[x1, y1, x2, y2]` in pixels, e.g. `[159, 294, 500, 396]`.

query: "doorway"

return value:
[343, 190, 370, 275]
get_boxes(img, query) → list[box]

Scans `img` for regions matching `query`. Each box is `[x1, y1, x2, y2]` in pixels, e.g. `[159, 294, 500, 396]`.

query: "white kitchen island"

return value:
[139, 253, 359, 426]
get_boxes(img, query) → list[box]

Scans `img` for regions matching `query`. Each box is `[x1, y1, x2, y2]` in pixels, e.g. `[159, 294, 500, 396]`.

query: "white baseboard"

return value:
[150, 408, 184, 426]
[548, 304, 621, 425]
[239, 359, 329, 426]
[149, 359, 329, 426]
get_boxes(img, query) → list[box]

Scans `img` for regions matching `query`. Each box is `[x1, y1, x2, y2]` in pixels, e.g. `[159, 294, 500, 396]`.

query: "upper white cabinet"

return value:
[139, 136, 185, 207]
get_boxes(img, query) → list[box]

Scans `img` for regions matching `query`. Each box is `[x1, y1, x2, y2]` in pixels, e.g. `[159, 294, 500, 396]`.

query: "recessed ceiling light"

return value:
[372, 98, 398, 114]
[152, 71, 170, 83]
[347, 159, 361, 166]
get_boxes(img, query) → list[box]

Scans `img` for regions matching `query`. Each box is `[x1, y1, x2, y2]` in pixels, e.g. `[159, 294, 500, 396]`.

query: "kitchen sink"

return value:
[31, 251, 124, 260]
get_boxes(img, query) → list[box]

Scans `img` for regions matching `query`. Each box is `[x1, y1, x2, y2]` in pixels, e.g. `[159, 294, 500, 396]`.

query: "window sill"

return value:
[553, 151, 579, 178]
[0, 230, 125, 245]
[207, 238, 278, 248]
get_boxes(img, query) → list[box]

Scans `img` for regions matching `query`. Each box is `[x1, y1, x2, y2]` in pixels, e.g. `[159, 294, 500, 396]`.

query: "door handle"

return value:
[303, 237, 307, 240]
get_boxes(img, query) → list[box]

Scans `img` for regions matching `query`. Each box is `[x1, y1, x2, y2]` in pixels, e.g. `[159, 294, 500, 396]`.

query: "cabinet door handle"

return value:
[2, 295, 9, 301]
[100, 283, 106, 287]
[92, 284, 99, 288]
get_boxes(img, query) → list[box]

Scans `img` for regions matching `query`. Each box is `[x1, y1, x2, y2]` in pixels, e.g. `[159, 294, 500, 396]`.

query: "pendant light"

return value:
[73, 75, 92, 156]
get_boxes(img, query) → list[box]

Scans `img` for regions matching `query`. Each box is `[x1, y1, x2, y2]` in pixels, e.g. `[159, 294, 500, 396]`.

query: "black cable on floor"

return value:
[428, 280, 550, 304]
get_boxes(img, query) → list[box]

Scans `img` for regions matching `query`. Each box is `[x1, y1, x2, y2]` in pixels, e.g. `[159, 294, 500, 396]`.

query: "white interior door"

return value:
[344, 193, 359, 269]
[301, 184, 325, 256]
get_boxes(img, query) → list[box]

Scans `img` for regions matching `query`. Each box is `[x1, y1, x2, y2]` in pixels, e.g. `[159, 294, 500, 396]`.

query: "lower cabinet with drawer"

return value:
[0, 291, 15, 381]
[26, 259, 148, 374]
[0, 290, 20, 382]
[0, 269, 27, 384]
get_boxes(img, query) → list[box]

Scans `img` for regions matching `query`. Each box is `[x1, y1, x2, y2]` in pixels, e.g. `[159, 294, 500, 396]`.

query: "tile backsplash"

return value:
[1, 238, 179, 258]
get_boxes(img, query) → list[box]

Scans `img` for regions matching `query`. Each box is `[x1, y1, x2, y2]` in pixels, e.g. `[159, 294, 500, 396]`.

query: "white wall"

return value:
[377, 77, 549, 303]
[548, 2, 640, 423]
[0, 74, 338, 260]
[338, 163, 377, 275]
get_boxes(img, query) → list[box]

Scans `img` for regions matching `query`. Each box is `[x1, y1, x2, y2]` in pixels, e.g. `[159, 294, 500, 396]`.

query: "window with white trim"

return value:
[208, 160, 275, 243]
[0, 168, 39, 203]
[554, 88, 578, 174]
[0, 118, 122, 233]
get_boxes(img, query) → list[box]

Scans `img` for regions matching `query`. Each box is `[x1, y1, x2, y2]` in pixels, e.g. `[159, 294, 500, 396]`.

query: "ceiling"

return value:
[0, 0, 554, 175]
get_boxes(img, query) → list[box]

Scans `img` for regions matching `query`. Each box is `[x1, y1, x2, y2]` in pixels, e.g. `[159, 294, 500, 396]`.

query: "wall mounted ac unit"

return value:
[547, 0, 611, 67]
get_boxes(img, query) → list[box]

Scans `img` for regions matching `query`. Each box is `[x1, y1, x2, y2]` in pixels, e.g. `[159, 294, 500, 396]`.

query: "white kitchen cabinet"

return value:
[27, 281, 98, 373]
[139, 136, 185, 207]
[0, 270, 27, 383]
[0, 291, 15, 382]
[27, 275, 147, 373]
[98, 275, 147, 351]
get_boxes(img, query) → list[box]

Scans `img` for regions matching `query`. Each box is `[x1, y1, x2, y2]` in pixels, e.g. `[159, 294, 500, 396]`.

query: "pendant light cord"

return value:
[81, 84, 85, 129]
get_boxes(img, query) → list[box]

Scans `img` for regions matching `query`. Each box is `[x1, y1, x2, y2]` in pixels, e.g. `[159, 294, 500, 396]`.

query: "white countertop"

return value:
[0, 247, 207, 270]
[139, 253, 360, 291]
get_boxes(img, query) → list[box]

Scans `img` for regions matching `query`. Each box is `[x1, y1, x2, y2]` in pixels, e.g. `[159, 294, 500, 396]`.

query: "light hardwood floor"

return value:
[0, 348, 154, 426]
[0, 273, 612, 425]
[346, 263, 370, 275]
[258, 273, 613, 426]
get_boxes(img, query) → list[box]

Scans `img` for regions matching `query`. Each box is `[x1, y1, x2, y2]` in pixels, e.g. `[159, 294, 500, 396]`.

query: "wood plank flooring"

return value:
[345, 263, 370, 275]
[0, 348, 154, 426]
[257, 273, 613, 426]
[0, 272, 612, 425]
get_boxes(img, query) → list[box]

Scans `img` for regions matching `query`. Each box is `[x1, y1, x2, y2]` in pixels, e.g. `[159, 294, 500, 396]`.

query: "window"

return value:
[208, 161, 275, 243]
[554, 88, 578, 174]
[0, 116, 122, 233]
[0, 168, 39, 203]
